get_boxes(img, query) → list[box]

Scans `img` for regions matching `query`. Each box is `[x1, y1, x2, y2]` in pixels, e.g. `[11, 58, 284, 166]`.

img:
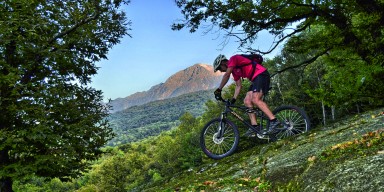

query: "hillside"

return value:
[142, 108, 384, 191]
[106, 90, 215, 146]
[13, 108, 384, 191]
[108, 63, 222, 113]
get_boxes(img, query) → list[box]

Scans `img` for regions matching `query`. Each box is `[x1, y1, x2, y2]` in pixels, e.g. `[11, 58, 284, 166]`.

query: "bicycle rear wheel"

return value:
[200, 118, 239, 160]
[272, 105, 310, 140]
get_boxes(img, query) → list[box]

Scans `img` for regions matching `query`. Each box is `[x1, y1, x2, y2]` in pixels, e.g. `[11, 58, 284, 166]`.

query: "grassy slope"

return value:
[143, 108, 384, 191]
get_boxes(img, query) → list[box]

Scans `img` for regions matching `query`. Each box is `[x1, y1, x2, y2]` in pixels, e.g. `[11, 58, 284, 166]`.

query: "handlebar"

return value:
[216, 98, 254, 113]
[216, 97, 231, 105]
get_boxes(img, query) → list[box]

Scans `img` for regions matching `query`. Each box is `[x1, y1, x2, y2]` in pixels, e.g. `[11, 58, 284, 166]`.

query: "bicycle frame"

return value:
[217, 101, 269, 138]
[202, 99, 310, 159]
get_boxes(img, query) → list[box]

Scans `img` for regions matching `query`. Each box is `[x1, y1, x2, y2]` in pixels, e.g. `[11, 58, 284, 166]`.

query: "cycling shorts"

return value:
[248, 70, 270, 94]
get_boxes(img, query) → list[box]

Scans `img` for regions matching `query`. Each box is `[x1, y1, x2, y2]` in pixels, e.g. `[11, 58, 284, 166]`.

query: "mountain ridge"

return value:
[108, 63, 222, 113]
[106, 89, 215, 146]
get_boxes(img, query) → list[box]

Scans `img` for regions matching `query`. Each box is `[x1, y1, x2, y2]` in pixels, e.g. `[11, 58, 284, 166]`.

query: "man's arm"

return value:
[233, 79, 242, 99]
[218, 67, 233, 89]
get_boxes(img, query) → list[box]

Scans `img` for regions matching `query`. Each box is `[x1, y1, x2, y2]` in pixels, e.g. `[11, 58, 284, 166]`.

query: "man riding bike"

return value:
[213, 54, 279, 135]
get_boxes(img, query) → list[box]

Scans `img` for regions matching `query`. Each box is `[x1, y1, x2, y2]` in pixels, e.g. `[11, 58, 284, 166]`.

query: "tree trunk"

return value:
[356, 103, 360, 114]
[0, 177, 13, 192]
[331, 106, 335, 120]
[1, 40, 14, 192]
[276, 77, 285, 103]
[322, 101, 326, 126]
[0, 149, 13, 192]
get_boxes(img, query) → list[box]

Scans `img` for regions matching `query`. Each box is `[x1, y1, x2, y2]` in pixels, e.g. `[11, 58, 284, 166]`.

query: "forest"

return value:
[106, 90, 214, 146]
[1, 0, 384, 191]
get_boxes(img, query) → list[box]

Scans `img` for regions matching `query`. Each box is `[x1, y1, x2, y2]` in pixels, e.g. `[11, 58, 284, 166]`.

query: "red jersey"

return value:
[227, 55, 267, 81]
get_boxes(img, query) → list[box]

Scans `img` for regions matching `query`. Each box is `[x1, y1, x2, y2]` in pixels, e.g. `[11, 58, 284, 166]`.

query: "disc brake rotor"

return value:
[213, 133, 224, 144]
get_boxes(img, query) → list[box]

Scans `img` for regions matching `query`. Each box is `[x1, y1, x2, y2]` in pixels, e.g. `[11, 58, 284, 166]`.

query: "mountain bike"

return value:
[200, 98, 310, 159]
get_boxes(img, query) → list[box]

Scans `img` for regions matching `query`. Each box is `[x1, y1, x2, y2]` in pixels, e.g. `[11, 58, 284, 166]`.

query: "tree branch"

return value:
[258, 22, 312, 54]
[271, 48, 331, 78]
[48, 12, 100, 46]
[21, 12, 101, 85]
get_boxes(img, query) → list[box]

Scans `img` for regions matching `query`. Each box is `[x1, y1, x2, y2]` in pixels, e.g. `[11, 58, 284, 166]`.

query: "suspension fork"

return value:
[217, 111, 228, 138]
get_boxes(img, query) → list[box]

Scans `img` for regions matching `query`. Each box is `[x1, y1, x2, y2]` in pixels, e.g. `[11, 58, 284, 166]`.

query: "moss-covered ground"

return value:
[143, 108, 384, 192]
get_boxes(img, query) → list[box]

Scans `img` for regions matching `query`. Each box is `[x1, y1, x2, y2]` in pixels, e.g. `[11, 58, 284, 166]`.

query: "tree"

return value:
[174, 112, 202, 169]
[173, 0, 384, 68]
[0, 0, 130, 191]
[173, 0, 384, 122]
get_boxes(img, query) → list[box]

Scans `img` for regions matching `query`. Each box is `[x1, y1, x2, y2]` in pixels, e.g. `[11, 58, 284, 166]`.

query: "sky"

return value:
[90, 0, 279, 101]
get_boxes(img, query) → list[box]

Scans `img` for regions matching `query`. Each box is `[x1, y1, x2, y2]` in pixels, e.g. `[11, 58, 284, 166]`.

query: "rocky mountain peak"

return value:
[108, 63, 223, 113]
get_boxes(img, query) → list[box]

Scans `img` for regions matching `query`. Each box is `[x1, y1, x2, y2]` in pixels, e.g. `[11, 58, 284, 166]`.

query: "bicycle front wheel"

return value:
[200, 118, 239, 160]
[273, 105, 311, 140]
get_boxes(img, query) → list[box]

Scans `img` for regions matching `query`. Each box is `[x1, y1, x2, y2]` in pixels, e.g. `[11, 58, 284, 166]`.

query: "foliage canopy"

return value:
[173, 0, 384, 118]
[0, 0, 130, 191]
[173, 0, 384, 66]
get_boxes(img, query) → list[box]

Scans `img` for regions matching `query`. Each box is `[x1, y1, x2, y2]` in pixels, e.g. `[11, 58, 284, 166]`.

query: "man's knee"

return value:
[243, 96, 253, 107]
[251, 97, 263, 106]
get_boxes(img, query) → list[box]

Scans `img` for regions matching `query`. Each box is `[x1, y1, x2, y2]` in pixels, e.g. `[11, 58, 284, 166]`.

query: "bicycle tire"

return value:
[272, 105, 311, 140]
[200, 118, 239, 160]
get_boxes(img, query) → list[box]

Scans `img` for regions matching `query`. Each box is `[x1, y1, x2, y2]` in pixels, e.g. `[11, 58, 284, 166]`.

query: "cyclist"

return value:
[213, 54, 279, 135]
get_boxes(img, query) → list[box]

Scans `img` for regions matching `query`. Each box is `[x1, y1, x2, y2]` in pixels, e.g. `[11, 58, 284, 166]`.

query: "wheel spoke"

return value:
[273, 106, 310, 140]
[201, 119, 239, 159]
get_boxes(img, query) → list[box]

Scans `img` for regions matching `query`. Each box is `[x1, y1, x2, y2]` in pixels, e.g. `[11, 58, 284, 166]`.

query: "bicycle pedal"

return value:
[243, 133, 256, 137]
[256, 133, 268, 139]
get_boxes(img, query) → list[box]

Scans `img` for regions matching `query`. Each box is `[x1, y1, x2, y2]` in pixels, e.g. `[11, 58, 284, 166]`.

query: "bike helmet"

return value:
[213, 54, 227, 72]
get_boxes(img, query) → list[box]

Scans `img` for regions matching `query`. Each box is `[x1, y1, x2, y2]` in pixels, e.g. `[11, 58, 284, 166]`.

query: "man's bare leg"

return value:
[251, 92, 275, 120]
[244, 91, 258, 125]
